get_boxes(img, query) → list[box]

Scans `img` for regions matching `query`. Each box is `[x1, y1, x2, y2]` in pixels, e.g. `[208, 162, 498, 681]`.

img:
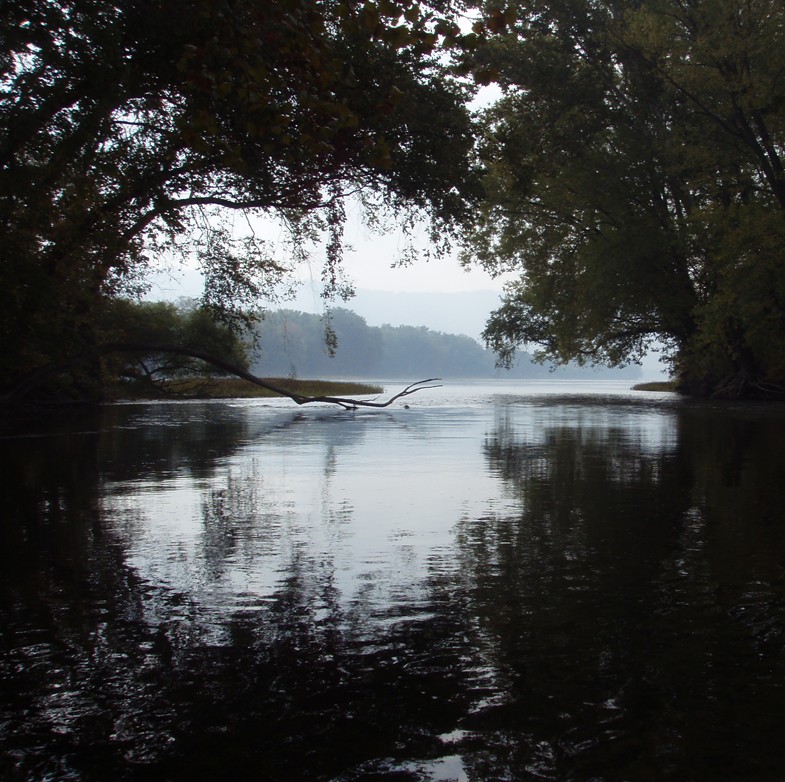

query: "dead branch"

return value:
[99, 343, 441, 409]
[304, 378, 444, 409]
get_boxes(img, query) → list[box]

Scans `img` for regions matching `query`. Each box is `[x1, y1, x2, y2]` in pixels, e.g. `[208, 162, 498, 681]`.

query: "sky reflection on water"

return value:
[98, 382, 679, 642]
[101, 402, 519, 645]
[3, 381, 785, 781]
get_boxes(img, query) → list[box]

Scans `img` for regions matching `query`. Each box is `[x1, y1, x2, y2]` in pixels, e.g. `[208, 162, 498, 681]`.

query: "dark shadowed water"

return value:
[2, 380, 785, 781]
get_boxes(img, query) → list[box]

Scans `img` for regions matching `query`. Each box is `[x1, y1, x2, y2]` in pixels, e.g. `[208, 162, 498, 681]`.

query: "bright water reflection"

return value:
[2, 381, 785, 781]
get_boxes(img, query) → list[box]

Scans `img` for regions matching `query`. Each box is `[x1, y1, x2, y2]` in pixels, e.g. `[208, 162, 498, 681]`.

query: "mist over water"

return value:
[2, 381, 785, 781]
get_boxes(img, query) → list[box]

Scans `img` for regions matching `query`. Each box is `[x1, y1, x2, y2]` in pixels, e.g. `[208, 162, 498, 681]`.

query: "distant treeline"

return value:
[250, 309, 639, 379]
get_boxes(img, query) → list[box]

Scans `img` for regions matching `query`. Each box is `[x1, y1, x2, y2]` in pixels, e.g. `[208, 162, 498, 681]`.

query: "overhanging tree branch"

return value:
[104, 343, 443, 408]
[2, 342, 441, 410]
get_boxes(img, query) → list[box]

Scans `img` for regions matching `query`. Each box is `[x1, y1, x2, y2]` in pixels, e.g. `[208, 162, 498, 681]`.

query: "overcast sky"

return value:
[145, 205, 506, 302]
[148, 85, 508, 303]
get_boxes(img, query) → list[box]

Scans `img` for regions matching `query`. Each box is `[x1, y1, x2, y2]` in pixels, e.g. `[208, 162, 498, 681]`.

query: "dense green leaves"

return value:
[0, 0, 481, 401]
[465, 0, 785, 397]
[13, 0, 784, 400]
[97, 298, 249, 394]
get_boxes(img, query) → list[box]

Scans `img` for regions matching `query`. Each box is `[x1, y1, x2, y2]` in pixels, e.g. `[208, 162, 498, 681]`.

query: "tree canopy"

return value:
[464, 0, 785, 398]
[8, 0, 785, 402]
[0, 0, 482, 402]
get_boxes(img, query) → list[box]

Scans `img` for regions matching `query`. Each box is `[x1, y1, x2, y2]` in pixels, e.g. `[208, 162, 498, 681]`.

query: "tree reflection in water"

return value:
[2, 396, 785, 781]
[463, 402, 785, 781]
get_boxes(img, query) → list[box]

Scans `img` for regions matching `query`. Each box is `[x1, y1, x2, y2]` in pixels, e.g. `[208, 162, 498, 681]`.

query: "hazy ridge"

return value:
[251, 306, 642, 380]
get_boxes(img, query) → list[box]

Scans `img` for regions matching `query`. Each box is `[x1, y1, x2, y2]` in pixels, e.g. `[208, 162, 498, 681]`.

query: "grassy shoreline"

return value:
[112, 378, 680, 400]
[107, 377, 384, 401]
[631, 381, 678, 392]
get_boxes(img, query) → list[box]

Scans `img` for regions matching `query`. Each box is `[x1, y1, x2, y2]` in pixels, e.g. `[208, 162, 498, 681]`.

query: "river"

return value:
[2, 380, 785, 781]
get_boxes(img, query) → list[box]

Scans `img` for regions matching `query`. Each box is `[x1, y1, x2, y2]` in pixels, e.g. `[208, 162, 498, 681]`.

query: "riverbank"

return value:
[631, 380, 678, 392]
[106, 377, 384, 401]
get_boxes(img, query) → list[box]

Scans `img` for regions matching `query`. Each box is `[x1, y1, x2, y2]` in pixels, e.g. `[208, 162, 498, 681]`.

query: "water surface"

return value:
[2, 380, 785, 780]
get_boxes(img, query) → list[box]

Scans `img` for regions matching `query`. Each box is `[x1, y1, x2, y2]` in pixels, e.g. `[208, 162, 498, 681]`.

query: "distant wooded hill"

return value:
[250, 309, 640, 380]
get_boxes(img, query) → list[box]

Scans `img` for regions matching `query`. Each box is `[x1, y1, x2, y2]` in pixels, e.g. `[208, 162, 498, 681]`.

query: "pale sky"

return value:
[145, 206, 507, 303]
[147, 84, 508, 303]
[297, 215, 505, 295]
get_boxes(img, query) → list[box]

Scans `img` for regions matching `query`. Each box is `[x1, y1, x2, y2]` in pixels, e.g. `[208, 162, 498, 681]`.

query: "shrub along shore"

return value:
[107, 378, 384, 401]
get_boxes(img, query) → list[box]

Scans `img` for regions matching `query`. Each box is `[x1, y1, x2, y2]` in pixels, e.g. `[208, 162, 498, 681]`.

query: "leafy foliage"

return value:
[97, 298, 248, 395]
[0, 0, 482, 400]
[465, 0, 785, 397]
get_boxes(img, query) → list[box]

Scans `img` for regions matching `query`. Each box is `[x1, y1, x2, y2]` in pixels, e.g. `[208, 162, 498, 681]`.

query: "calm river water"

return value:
[2, 380, 785, 781]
